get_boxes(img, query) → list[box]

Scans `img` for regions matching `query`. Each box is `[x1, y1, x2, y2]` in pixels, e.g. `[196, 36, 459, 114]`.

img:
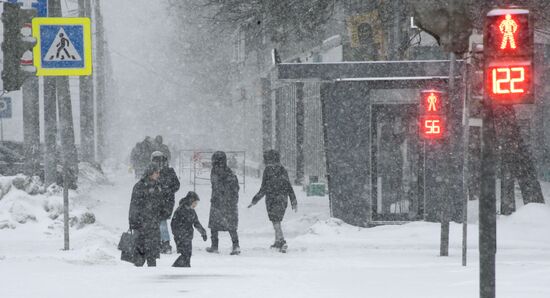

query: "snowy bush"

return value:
[12, 175, 45, 195]
[43, 196, 64, 220]
[0, 176, 13, 200]
[9, 200, 38, 224]
[70, 211, 96, 229]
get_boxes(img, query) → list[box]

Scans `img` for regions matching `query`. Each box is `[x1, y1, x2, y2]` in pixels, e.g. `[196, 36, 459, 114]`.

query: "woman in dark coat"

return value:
[129, 163, 163, 267]
[248, 150, 297, 252]
[171, 191, 207, 267]
[151, 151, 181, 254]
[206, 151, 240, 255]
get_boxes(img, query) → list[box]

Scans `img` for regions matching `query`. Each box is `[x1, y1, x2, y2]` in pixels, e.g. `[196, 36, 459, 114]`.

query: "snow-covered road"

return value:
[1, 168, 550, 298]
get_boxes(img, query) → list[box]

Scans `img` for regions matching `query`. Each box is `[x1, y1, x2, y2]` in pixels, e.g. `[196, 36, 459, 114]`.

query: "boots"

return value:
[230, 243, 241, 255]
[206, 237, 219, 253]
[270, 240, 287, 253]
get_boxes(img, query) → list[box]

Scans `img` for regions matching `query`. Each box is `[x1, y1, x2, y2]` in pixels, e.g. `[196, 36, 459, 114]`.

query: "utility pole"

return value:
[94, 0, 106, 162]
[79, 0, 95, 163]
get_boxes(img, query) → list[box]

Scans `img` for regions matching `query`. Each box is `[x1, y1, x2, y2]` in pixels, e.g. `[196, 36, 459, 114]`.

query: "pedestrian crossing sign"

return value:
[32, 17, 92, 76]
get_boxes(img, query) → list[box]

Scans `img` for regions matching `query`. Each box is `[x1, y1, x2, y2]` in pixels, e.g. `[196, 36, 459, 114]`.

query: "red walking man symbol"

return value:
[499, 14, 518, 50]
[427, 93, 438, 112]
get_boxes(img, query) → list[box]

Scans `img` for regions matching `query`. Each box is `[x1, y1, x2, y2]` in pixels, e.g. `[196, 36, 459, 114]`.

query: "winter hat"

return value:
[212, 151, 227, 168]
[179, 191, 200, 206]
[155, 135, 163, 144]
[151, 151, 166, 161]
[263, 149, 280, 165]
[142, 163, 160, 178]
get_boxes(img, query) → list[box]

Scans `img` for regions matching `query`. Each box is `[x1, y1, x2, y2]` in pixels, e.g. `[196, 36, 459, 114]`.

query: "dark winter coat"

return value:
[171, 201, 206, 255]
[208, 152, 240, 231]
[158, 166, 180, 220]
[129, 177, 163, 259]
[131, 141, 154, 174]
[252, 150, 297, 222]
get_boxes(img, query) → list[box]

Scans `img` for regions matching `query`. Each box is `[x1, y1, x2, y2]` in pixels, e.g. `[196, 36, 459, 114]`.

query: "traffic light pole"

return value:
[480, 100, 497, 298]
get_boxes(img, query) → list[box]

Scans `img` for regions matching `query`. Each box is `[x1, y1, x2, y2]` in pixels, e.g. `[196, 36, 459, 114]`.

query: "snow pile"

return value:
[78, 162, 111, 191]
[0, 163, 110, 231]
[294, 202, 550, 253]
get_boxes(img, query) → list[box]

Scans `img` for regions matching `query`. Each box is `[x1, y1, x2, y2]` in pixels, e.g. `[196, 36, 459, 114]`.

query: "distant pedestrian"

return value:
[206, 151, 241, 255]
[154, 135, 172, 164]
[131, 136, 155, 179]
[129, 163, 163, 267]
[171, 191, 207, 267]
[248, 150, 297, 253]
[151, 151, 180, 254]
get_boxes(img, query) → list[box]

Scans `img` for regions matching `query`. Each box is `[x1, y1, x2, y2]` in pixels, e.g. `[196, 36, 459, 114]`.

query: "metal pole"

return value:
[480, 101, 497, 298]
[63, 160, 70, 250]
[440, 52, 456, 257]
[423, 141, 427, 221]
[44, 1, 59, 187]
[462, 60, 471, 267]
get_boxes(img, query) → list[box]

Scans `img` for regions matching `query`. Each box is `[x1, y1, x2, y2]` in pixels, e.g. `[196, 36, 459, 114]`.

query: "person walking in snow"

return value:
[151, 151, 180, 254]
[129, 163, 163, 267]
[248, 150, 297, 253]
[131, 136, 155, 179]
[154, 135, 172, 164]
[171, 191, 207, 267]
[206, 151, 241, 255]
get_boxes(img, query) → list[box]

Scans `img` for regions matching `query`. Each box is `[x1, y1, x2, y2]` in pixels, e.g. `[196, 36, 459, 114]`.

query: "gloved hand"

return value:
[202, 234, 207, 241]
[292, 205, 298, 213]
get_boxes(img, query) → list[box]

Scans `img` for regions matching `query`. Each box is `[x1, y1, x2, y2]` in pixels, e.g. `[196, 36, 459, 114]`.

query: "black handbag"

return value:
[118, 230, 137, 264]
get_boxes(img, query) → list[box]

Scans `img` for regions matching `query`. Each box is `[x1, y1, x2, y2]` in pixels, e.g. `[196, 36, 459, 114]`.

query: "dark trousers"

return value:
[134, 253, 156, 267]
[210, 229, 239, 248]
[173, 254, 191, 267]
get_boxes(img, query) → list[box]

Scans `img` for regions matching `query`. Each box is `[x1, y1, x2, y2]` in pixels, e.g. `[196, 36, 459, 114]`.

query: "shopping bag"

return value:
[118, 230, 137, 264]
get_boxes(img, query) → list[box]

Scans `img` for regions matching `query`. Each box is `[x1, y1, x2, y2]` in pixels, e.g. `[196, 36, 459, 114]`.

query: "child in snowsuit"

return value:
[171, 191, 207, 267]
[248, 150, 297, 252]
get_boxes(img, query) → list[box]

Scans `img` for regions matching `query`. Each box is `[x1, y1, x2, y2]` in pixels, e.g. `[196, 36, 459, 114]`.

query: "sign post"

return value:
[31, 16, 92, 251]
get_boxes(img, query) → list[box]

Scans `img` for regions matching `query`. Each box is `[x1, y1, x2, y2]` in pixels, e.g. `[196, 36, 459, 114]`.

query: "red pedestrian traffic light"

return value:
[419, 89, 446, 140]
[484, 8, 533, 104]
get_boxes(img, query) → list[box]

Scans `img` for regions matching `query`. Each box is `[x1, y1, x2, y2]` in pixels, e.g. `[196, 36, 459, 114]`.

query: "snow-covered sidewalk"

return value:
[1, 168, 550, 298]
